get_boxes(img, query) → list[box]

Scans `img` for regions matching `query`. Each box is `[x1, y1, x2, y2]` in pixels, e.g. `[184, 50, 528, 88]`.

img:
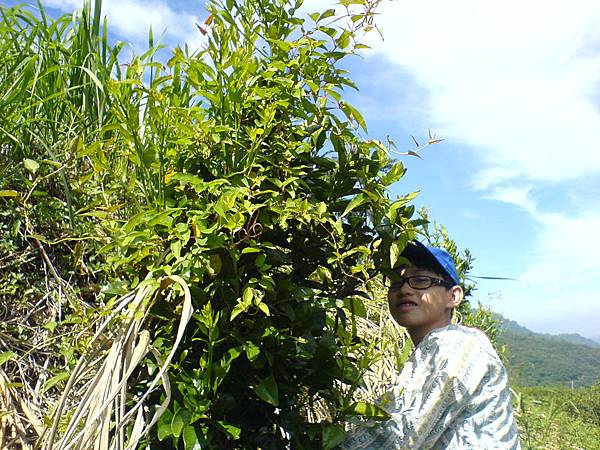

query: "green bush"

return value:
[1, 0, 439, 448]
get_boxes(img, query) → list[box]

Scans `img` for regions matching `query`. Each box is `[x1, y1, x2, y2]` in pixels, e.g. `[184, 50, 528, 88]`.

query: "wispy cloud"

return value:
[501, 206, 600, 337]
[483, 185, 536, 213]
[43, 0, 202, 47]
[361, 0, 600, 187]
[353, 0, 600, 335]
[477, 184, 600, 336]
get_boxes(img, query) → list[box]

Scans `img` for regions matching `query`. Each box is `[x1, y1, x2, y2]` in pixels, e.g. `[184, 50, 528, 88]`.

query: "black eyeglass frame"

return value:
[386, 275, 454, 290]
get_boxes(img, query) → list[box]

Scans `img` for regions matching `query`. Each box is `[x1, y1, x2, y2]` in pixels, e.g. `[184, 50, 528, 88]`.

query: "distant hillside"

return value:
[546, 333, 600, 348]
[495, 316, 600, 387]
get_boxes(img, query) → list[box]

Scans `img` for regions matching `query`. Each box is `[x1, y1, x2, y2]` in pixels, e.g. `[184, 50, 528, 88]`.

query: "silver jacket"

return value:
[341, 325, 521, 449]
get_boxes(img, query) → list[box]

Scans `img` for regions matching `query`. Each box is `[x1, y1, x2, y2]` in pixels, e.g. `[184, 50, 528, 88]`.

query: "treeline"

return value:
[497, 318, 600, 387]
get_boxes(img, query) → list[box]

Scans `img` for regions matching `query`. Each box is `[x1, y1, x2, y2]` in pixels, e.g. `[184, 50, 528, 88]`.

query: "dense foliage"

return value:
[0, 0, 449, 448]
[0, 0, 506, 448]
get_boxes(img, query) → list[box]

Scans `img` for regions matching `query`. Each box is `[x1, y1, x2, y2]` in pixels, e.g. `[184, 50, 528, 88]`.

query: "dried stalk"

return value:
[0, 368, 44, 449]
[43, 275, 193, 450]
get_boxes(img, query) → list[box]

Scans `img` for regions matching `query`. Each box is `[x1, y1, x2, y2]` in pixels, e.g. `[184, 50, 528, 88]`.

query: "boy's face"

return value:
[387, 265, 463, 338]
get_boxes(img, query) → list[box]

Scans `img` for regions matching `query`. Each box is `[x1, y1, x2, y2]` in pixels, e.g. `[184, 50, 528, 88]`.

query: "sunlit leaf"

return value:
[342, 193, 366, 217]
[0, 351, 15, 367]
[343, 401, 391, 420]
[23, 158, 39, 174]
[41, 371, 70, 394]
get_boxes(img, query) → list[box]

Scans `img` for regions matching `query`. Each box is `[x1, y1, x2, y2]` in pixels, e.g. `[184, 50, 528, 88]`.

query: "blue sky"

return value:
[19, 0, 600, 338]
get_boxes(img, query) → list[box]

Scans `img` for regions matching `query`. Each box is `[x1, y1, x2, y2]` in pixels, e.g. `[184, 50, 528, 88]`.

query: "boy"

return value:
[341, 241, 520, 449]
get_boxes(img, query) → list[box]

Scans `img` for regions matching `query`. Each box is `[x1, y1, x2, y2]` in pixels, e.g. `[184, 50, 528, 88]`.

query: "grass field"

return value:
[515, 385, 600, 450]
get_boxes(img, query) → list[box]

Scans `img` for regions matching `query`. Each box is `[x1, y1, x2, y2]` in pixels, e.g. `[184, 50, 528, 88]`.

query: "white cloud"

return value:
[522, 209, 600, 285]
[478, 188, 600, 337]
[475, 188, 600, 337]
[359, 0, 600, 186]
[348, 0, 600, 336]
[483, 185, 536, 213]
[43, 0, 202, 46]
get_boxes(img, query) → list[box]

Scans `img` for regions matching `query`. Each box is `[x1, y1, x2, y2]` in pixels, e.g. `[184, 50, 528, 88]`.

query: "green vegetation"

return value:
[515, 384, 600, 450]
[6, 0, 593, 448]
[498, 318, 600, 387]
[493, 318, 600, 448]
[0, 0, 463, 448]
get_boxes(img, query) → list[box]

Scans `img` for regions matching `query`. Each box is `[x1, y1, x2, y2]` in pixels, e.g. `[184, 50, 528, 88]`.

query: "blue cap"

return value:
[400, 240, 461, 286]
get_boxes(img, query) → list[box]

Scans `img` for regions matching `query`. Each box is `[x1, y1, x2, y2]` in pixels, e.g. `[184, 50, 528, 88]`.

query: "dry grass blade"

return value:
[354, 301, 409, 402]
[0, 368, 44, 449]
[43, 275, 193, 450]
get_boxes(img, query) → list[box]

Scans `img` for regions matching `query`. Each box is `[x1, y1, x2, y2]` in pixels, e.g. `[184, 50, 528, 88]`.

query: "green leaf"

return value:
[340, 101, 368, 132]
[171, 409, 188, 438]
[242, 287, 254, 304]
[216, 420, 241, 439]
[336, 30, 351, 49]
[342, 401, 391, 420]
[253, 374, 279, 406]
[245, 341, 260, 362]
[41, 371, 70, 394]
[208, 253, 222, 276]
[322, 423, 346, 450]
[43, 321, 58, 332]
[386, 192, 419, 222]
[344, 297, 366, 318]
[319, 8, 336, 20]
[390, 235, 410, 268]
[342, 193, 366, 217]
[79, 65, 105, 92]
[221, 347, 242, 368]
[183, 426, 202, 450]
[230, 300, 248, 321]
[308, 265, 333, 285]
[24, 158, 40, 174]
[390, 240, 401, 269]
[270, 39, 291, 52]
[157, 410, 173, 441]
[0, 351, 15, 367]
[257, 302, 270, 316]
[331, 133, 346, 168]
[381, 161, 406, 186]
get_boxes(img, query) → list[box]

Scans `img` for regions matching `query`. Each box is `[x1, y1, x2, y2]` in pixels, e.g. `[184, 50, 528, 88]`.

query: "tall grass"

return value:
[0, 0, 189, 215]
[0, 1, 171, 446]
[514, 385, 600, 449]
[0, 0, 121, 152]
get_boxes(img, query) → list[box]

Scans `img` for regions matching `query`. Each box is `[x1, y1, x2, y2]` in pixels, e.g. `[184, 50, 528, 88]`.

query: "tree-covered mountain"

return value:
[547, 333, 600, 348]
[495, 316, 600, 387]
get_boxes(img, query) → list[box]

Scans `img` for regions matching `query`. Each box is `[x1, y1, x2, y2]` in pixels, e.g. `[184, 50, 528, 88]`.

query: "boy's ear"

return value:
[447, 285, 464, 309]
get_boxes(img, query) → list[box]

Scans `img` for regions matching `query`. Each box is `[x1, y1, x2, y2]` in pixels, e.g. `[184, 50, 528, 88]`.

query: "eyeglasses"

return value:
[386, 276, 452, 290]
